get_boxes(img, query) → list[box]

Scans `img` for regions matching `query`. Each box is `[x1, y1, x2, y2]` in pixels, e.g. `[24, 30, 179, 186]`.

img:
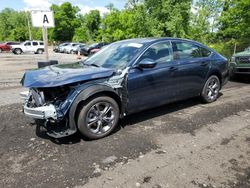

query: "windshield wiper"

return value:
[89, 63, 99, 67]
[80, 61, 99, 67]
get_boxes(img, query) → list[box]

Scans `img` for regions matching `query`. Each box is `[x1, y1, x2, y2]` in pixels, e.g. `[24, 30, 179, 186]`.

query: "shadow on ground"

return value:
[36, 96, 209, 144]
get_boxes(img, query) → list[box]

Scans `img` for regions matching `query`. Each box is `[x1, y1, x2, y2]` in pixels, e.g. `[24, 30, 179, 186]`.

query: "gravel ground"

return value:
[0, 52, 250, 188]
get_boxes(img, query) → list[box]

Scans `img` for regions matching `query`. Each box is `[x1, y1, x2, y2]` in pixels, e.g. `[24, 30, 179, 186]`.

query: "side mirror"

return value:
[138, 58, 157, 69]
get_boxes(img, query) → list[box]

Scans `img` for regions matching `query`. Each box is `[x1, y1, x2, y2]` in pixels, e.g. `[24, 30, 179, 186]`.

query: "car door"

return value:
[171, 40, 212, 99]
[127, 41, 180, 113]
[23, 42, 32, 52]
[32, 41, 39, 52]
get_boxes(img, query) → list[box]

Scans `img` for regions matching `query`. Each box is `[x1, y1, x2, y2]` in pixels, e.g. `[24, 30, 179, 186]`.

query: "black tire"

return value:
[37, 49, 43, 54]
[201, 75, 220, 103]
[14, 48, 22, 55]
[77, 96, 120, 140]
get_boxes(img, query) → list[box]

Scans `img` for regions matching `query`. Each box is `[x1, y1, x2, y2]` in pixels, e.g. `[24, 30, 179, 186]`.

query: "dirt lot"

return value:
[0, 51, 250, 188]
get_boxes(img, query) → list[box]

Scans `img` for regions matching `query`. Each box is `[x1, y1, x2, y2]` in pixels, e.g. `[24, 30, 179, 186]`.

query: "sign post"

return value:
[31, 10, 55, 61]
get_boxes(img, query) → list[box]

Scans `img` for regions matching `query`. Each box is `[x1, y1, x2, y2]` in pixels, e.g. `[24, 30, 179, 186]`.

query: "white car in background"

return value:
[66, 43, 85, 54]
[59, 43, 76, 53]
[11, 40, 44, 55]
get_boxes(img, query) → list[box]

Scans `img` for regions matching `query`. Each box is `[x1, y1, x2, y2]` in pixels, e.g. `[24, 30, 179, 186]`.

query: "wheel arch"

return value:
[13, 48, 23, 54]
[68, 85, 122, 131]
[207, 70, 222, 88]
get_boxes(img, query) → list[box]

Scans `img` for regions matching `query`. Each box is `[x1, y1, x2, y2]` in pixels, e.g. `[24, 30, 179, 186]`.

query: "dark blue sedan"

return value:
[21, 38, 229, 139]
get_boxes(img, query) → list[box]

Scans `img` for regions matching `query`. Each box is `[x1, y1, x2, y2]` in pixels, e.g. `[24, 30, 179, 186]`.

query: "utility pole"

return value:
[26, 12, 32, 40]
[42, 26, 49, 61]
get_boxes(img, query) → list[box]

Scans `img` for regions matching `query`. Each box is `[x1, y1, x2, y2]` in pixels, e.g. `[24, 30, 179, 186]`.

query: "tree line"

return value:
[0, 0, 249, 57]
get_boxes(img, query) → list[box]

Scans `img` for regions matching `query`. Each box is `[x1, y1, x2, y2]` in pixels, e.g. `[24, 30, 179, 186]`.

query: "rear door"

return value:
[32, 41, 39, 52]
[171, 40, 212, 98]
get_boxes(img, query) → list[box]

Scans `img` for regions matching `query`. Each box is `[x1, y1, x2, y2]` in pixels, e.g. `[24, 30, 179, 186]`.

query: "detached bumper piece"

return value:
[43, 120, 77, 139]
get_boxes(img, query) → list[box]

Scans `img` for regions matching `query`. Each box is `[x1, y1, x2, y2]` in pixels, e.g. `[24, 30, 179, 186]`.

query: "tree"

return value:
[189, 0, 223, 43]
[85, 10, 101, 40]
[218, 0, 250, 39]
[144, 0, 192, 37]
[0, 8, 40, 41]
[51, 2, 80, 42]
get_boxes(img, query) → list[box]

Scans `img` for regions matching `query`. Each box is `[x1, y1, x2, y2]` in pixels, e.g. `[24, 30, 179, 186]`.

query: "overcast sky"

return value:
[0, 0, 126, 15]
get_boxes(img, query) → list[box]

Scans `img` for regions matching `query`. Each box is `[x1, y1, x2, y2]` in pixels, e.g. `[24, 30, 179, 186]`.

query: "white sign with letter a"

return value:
[31, 10, 55, 28]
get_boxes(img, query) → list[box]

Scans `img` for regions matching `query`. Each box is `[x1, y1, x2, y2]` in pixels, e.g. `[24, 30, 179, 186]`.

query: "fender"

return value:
[67, 83, 121, 132]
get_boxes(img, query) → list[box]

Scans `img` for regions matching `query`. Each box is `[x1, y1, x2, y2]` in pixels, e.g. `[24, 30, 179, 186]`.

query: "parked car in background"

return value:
[21, 38, 229, 140]
[73, 44, 86, 54]
[89, 48, 101, 55]
[55, 43, 69, 53]
[65, 43, 85, 54]
[11, 40, 44, 55]
[80, 42, 109, 56]
[0, 42, 20, 53]
[230, 46, 250, 76]
[53, 43, 65, 53]
[59, 43, 74, 53]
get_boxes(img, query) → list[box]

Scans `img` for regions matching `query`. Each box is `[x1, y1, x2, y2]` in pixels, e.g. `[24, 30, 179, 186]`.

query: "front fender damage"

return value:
[22, 68, 129, 138]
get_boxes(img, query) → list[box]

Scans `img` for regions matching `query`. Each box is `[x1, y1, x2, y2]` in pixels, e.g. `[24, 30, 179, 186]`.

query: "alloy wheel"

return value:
[86, 102, 115, 135]
[205, 77, 220, 101]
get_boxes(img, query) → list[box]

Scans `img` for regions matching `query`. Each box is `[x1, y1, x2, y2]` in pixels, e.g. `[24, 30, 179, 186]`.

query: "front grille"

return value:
[236, 56, 250, 64]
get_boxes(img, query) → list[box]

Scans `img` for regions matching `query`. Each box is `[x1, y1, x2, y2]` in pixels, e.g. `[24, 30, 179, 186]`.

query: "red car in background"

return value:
[0, 42, 20, 53]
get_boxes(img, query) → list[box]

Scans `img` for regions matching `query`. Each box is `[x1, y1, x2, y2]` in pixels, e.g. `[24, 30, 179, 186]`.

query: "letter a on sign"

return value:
[43, 14, 49, 24]
[31, 11, 55, 28]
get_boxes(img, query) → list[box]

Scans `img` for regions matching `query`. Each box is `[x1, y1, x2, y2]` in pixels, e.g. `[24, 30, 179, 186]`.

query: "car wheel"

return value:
[37, 49, 43, 54]
[201, 75, 220, 103]
[77, 96, 120, 140]
[14, 48, 22, 55]
[70, 50, 74, 54]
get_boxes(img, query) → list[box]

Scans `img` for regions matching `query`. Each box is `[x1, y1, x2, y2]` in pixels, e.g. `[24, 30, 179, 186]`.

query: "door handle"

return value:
[169, 66, 178, 71]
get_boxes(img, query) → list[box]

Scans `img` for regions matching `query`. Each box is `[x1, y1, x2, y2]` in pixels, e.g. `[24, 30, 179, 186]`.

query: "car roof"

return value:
[117, 37, 207, 46]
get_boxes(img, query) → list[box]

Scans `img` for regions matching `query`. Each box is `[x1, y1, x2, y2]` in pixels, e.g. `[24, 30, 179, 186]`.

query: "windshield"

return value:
[83, 42, 144, 69]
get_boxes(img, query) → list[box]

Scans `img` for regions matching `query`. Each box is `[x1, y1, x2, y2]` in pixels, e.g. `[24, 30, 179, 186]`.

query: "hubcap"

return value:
[86, 102, 115, 135]
[206, 78, 219, 101]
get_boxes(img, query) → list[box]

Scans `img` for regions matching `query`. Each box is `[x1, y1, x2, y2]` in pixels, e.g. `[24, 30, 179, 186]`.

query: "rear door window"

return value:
[39, 42, 44, 45]
[32, 42, 38, 46]
[200, 47, 211, 57]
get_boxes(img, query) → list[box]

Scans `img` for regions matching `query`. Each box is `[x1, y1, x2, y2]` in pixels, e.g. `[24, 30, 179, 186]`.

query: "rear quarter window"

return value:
[200, 47, 211, 57]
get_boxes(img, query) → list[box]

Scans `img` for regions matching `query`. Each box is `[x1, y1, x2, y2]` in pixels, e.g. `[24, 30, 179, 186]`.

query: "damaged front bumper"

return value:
[23, 104, 57, 120]
[21, 91, 58, 120]
[20, 90, 77, 138]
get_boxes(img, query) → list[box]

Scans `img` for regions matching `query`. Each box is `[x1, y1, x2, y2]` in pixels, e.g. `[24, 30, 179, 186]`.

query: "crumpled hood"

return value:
[21, 63, 115, 88]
